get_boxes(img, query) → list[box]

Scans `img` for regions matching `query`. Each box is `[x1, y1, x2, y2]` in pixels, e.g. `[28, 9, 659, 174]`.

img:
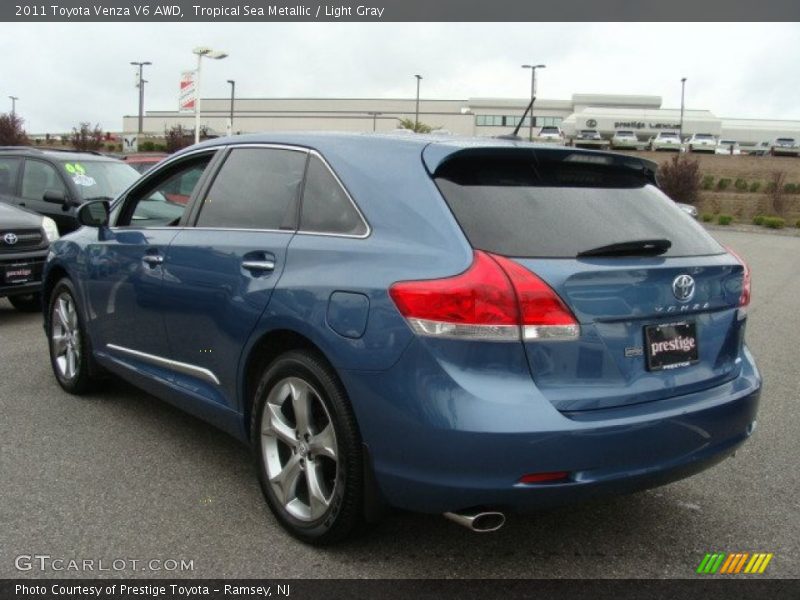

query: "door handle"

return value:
[242, 260, 275, 273]
[142, 254, 164, 266]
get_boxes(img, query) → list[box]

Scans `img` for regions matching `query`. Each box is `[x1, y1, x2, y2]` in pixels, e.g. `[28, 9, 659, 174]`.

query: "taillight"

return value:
[389, 251, 579, 342]
[725, 246, 751, 307]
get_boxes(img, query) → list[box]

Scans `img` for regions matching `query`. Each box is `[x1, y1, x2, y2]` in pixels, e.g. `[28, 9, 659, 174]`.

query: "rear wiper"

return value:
[577, 238, 672, 258]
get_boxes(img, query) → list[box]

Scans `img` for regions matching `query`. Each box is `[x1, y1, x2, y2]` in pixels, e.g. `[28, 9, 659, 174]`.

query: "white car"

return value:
[715, 139, 741, 155]
[770, 137, 800, 157]
[649, 131, 683, 151]
[573, 129, 609, 148]
[687, 133, 717, 153]
[535, 126, 565, 145]
[611, 130, 639, 149]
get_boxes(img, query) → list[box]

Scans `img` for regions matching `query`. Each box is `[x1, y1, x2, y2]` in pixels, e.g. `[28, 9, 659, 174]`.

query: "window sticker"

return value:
[72, 174, 97, 187]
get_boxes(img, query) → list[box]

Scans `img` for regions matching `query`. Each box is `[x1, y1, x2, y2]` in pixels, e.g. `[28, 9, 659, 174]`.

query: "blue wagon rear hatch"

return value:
[429, 145, 750, 412]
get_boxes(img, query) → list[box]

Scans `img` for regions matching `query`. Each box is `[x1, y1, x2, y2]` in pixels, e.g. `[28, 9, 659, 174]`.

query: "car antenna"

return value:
[496, 96, 535, 141]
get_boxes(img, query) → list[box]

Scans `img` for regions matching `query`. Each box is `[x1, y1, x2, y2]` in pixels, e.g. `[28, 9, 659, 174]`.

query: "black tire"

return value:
[46, 278, 99, 394]
[251, 349, 364, 545]
[8, 292, 42, 312]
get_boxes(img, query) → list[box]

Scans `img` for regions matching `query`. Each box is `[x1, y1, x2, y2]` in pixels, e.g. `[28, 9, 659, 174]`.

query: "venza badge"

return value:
[672, 274, 695, 302]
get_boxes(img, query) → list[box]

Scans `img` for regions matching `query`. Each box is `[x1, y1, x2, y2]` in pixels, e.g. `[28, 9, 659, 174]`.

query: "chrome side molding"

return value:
[106, 344, 220, 386]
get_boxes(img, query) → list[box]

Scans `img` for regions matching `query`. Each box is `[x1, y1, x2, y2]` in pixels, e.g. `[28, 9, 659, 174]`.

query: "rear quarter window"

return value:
[433, 152, 724, 258]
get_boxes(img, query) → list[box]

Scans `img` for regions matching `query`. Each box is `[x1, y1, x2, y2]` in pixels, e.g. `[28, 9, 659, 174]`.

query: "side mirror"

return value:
[77, 200, 110, 228]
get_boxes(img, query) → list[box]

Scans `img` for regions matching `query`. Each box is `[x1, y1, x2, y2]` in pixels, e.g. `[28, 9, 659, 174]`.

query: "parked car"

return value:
[42, 134, 761, 544]
[746, 141, 771, 156]
[573, 129, 609, 149]
[0, 148, 140, 234]
[122, 153, 169, 174]
[0, 201, 58, 311]
[770, 137, 800, 157]
[649, 131, 683, 151]
[534, 126, 565, 144]
[715, 140, 742, 155]
[611, 130, 640, 150]
[686, 133, 717, 153]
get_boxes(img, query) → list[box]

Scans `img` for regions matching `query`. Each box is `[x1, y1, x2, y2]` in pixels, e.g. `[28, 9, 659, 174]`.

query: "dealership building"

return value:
[122, 93, 800, 147]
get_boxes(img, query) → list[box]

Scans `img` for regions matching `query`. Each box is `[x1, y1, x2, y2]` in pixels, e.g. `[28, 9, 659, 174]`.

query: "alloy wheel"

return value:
[51, 291, 81, 380]
[260, 377, 339, 522]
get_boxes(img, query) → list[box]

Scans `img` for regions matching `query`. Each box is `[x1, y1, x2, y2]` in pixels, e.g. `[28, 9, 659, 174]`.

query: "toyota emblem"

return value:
[672, 274, 696, 302]
[3, 232, 18, 245]
[586, 119, 597, 128]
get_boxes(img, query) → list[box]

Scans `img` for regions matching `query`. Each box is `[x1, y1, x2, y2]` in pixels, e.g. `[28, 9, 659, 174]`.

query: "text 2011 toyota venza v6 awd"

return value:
[42, 134, 761, 544]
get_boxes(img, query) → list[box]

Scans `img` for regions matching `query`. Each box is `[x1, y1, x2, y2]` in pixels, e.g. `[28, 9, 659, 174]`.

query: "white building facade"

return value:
[122, 94, 800, 147]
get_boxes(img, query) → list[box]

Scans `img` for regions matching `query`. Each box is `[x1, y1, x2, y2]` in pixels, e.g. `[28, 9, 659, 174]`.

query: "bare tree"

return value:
[165, 125, 193, 153]
[71, 122, 105, 151]
[0, 113, 30, 146]
[657, 154, 701, 205]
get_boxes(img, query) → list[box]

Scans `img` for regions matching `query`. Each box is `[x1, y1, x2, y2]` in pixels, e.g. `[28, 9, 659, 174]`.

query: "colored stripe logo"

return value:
[697, 552, 773, 574]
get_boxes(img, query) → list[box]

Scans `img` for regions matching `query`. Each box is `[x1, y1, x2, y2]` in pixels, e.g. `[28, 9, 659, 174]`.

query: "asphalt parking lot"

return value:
[0, 229, 797, 579]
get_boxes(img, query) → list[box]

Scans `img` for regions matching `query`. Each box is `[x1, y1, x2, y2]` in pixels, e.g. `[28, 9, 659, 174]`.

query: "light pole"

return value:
[192, 46, 228, 144]
[9, 96, 18, 118]
[367, 111, 382, 132]
[130, 61, 151, 134]
[414, 74, 422, 132]
[679, 77, 687, 141]
[522, 64, 546, 141]
[227, 79, 235, 136]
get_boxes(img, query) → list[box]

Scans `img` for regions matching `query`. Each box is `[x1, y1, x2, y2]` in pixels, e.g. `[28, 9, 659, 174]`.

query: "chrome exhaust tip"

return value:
[443, 510, 506, 532]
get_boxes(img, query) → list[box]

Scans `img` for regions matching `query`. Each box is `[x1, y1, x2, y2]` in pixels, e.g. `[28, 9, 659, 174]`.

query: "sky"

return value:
[1, 22, 798, 133]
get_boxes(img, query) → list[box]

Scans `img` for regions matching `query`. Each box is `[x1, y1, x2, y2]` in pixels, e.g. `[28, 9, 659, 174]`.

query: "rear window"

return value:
[540, 127, 560, 133]
[615, 131, 634, 136]
[694, 134, 713, 139]
[434, 153, 724, 258]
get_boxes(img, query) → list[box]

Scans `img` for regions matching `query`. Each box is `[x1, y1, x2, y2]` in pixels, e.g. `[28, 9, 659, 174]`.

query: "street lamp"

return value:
[414, 74, 422, 132]
[192, 46, 228, 144]
[522, 64, 546, 141]
[130, 61, 152, 134]
[680, 77, 687, 141]
[227, 79, 235, 136]
[367, 111, 382, 132]
[9, 96, 18, 118]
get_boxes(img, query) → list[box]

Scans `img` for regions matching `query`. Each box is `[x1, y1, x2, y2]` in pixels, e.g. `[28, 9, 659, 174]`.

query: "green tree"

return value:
[397, 117, 434, 134]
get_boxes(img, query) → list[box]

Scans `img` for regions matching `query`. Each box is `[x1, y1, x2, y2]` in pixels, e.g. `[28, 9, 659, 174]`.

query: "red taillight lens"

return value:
[724, 245, 751, 307]
[389, 251, 579, 341]
[518, 471, 570, 484]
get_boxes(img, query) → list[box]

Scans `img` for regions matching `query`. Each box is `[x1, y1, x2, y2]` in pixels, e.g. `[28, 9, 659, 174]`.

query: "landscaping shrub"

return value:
[657, 154, 701, 204]
[701, 213, 714, 222]
[749, 181, 761, 193]
[796, 220, 800, 229]
[71, 122, 104, 151]
[140, 140, 156, 152]
[716, 178, 731, 191]
[763, 217, 785, 229]
[701, 175, 715, 190]
[734, 178, 748, 191]
[717, 215, 733, 225]
[784, 183, 799, 194]
[752, 215, 766, 226]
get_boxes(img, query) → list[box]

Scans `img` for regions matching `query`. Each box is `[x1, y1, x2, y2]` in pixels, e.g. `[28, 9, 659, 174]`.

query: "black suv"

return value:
[0, 201, 57, 311]
[0, 148, 140, 234]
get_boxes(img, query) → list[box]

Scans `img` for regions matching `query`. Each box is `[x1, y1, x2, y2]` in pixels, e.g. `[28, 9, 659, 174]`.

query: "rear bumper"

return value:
[342, 340, 761, 514]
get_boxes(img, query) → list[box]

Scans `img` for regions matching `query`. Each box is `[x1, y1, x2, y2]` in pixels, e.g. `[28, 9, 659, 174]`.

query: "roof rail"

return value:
[0, 146, 105, 156]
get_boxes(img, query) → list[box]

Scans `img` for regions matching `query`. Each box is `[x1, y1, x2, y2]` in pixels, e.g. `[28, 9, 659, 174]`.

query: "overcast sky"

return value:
[1, 22, 798, 133]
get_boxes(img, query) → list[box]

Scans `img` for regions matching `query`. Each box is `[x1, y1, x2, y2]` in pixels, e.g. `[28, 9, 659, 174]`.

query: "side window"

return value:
[21, 160, 67, 201]
[0, 157, 20, 195]
[195, 148, 306, 230]
[117, 154, 214, 227]
[300, 155, 367, 236]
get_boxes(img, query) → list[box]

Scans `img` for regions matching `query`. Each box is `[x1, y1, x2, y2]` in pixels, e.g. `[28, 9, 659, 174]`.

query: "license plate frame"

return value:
[644, 321, 699, 371]
[3, 263, 34, 285]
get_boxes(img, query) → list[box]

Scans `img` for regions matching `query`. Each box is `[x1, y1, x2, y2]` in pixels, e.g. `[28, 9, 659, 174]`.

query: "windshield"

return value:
[719, 140, 737, 145]
[59, 160, 140, 201]
[658, 133, 679, 139]
[776, 138, 795, 143]
[540, 127, 560, 133]
[616, 131, 634, 136]
[694, 134, 713, 139]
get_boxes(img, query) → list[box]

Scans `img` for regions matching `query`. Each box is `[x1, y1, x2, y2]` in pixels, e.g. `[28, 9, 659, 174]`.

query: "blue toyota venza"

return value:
[42, 134, 761, 544]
